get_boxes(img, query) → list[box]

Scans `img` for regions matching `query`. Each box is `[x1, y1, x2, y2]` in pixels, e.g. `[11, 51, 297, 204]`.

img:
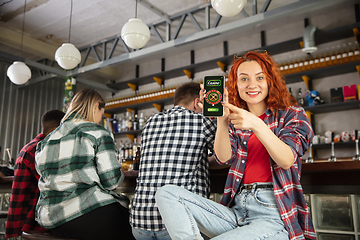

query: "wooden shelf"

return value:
[285, 60, 360, 84]
[107, 22, 360, 91]
[312, 141, 357, 149]
[106, 97, 174, 114]
[302, 160, 360, 172]
[304, 100, 360, 114]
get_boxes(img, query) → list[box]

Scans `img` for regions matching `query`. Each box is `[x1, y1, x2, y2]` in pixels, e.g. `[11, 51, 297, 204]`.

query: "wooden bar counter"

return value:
[119, 160, 360, 195]
[1, 161, 359, 195]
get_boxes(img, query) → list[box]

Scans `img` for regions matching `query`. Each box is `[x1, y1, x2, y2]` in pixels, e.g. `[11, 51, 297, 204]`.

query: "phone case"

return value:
[203, 76, 224, 117]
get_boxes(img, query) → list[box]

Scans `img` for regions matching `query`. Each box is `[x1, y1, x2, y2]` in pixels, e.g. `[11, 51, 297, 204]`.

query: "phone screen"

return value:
[203, 76, 224, 117]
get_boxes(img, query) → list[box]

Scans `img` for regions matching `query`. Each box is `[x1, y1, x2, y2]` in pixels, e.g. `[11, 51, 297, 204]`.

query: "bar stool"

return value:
[22, 230, 80, 240]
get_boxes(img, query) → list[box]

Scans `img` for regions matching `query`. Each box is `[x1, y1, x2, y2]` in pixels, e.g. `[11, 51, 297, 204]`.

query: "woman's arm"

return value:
[96, 130, 124, 190]
[224, 103, 295, 169]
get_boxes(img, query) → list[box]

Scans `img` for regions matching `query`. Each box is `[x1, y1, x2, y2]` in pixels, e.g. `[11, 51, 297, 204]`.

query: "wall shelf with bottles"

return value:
[106, 97, 174, 114]
[284, 60, 360, 84]
[106, 22, 360, 91]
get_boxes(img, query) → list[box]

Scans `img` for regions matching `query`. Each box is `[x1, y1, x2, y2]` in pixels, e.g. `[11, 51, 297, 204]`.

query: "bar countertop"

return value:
[1, 161, 359, 194]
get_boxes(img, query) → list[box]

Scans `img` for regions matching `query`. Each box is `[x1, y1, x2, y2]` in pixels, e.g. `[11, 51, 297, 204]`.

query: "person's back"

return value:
[130, 82, 216, 239]
[35, 89, 134, 240]
[6, 109, 65, 238]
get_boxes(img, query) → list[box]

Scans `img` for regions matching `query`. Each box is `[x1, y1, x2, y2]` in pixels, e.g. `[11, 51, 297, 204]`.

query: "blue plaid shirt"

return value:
[215, 105, 316, 240]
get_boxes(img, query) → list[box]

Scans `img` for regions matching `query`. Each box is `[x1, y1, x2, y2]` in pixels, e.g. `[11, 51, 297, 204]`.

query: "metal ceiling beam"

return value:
[67, 0, 345, 76]
[0, 51, 118, 93]
[137, 0, 172, 24]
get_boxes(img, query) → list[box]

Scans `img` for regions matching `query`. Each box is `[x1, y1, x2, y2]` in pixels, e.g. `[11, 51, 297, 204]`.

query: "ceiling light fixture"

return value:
[211, 0, 247, 17]
[121, 0, 150, 49]
[6, 0, 31, 85]
[55, 0, 81, 70]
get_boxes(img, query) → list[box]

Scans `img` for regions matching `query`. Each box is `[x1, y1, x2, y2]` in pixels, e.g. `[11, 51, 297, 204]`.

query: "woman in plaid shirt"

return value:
[156, 51, 316, 240]
[35, 89, 135, 240]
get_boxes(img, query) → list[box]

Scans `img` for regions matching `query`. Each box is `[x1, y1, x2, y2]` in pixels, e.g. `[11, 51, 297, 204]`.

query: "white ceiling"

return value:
[0, 0, 353, 88]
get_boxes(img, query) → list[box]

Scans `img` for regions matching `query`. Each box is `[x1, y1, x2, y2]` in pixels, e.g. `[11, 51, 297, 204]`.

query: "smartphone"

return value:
[203, 76, 224, 117]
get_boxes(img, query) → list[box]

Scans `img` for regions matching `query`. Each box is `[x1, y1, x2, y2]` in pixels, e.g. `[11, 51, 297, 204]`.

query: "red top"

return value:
[242, 113, 272, 184]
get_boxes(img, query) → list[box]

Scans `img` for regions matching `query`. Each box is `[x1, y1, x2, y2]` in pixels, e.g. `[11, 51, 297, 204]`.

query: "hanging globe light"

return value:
[7, 61, 31, 85]
[211, 0, 247, 17]
[6, 0, 31, 85]
[121, 18, 150, 49]
[55, 43, 81, 70]
[55, 0, 81, 70]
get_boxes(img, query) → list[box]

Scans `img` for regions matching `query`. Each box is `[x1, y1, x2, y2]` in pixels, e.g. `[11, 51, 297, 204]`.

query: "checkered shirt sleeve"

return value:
[130, 106, 216, 231]
[6, 134, 47, 238]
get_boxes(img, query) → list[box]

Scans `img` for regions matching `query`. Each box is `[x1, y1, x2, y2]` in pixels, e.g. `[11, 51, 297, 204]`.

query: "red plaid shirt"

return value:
[215, 106, 316, 240]
[6, 133, 47, 238]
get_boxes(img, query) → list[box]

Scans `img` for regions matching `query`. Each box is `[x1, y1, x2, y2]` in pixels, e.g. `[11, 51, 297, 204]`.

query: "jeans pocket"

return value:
[254, 190, 277, 208]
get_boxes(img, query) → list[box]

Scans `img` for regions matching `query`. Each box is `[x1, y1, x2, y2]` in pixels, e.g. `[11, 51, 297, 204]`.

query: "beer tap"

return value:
[306, 143, 314, 163]
[328, 132, 337, 162]
[353, 130, 360, 161]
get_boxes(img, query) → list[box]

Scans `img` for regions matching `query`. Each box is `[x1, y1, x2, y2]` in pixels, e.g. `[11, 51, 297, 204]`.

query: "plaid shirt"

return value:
[35, 115, 124, 229]
[215, 106, 316, 240]
[6, 134, 47, 238]
[130, 105, 216, 231]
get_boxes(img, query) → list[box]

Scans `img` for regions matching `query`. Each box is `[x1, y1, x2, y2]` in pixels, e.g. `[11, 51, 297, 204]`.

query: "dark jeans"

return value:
[50, 202, 135, 240]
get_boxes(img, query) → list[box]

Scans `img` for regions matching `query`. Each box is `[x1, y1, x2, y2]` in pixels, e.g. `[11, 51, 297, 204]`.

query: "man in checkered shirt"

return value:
[130, 82, 217, 240]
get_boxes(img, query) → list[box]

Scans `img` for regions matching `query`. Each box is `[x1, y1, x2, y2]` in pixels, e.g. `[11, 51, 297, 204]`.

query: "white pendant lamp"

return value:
[55, 43, 81, 69]
[121, 0, 150, 49]
[7, 0, 31, 85]
[211, 0, 247, 17]
[7, 61, 31, 85]
[55, 0, 81, 70]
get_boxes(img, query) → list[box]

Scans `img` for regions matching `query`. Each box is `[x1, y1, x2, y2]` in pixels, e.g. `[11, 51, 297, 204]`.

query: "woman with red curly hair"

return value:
[155, 51, 315, 240]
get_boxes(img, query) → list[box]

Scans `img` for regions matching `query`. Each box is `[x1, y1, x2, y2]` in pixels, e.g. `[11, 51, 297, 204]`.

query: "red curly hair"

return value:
[227, 51, 297, 114]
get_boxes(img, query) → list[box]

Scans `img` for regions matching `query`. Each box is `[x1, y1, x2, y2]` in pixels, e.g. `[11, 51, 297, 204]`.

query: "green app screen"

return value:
[203, 76, 224, 117]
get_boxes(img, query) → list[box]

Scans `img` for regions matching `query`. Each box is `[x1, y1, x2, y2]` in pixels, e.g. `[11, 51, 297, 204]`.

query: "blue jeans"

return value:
[132, 227, 172, 240]
[155, 184, 289, 240]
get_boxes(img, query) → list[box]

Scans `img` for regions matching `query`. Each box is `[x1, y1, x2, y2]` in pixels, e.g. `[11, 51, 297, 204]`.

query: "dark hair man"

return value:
[130, 82, 218, 240]
[6, 109, 65, 238]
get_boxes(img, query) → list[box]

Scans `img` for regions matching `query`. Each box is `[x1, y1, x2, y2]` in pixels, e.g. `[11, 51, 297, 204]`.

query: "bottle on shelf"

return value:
[354, 42, 360, 61]
[132, 138, 138, 161]
[128, 115, 133, 131]
[288, 87, 295, 99]
[122, 113, 127, 132]
[128, 140, 133, 163]
[139, 112, 145, 129]
[297, 88, 306, 107]
[118, 140, 125, 162]
[117, 114, 122, 133]
[124, 142, 129, 162]
[330, 46, 338, 65]
[112, 114, 118, 133]
[133, 114, 139, 131]
[133, 146, 141, 171]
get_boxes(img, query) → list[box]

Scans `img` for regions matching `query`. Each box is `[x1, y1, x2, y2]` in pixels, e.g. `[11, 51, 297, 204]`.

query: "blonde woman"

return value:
[35, 89, 135, 240]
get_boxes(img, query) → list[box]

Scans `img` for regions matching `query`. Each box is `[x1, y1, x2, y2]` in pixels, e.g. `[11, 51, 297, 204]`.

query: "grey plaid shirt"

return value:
[35, 115, 124, 229]
[130, 105, 216, 231]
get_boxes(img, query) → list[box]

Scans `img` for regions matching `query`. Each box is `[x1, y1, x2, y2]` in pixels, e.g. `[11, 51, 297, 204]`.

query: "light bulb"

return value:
[55, 43, 81, 70]
[211, 0, 247, 17]
[7, 61, 31, 85]
[121, 18, 150, 49]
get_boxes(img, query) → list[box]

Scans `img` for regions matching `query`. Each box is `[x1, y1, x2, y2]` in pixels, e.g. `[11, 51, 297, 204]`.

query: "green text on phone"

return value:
[203, 76, 224, 117]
